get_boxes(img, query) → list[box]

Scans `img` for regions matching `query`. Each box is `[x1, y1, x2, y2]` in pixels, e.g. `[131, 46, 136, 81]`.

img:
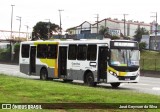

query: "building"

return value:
[66, 18, 151, 39]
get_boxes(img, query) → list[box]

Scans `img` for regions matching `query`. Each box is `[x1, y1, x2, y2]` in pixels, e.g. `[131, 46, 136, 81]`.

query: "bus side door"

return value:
[30, 46, 36, 74]
[98, 46, 108, 82]
[58, 46, 67, 78]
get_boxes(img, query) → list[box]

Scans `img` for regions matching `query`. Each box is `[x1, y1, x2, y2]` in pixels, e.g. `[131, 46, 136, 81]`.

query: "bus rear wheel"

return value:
[85, 72, 97, 87]
[40, 68, 48, 80]
[110, 83, 120, 88]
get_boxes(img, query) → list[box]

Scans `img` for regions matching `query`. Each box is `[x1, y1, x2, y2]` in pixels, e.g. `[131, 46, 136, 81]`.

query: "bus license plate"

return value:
[125, 78, 130, 81]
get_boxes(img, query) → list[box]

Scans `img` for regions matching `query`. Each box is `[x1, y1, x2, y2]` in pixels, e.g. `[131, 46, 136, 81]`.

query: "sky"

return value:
[0, 0, 160, 33]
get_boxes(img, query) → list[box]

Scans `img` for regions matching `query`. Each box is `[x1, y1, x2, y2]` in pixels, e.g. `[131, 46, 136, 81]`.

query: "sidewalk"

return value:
[141, 70, 160, 78]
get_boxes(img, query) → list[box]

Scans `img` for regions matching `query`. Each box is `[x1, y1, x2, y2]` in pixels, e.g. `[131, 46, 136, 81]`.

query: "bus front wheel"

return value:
[85, 72, 97, 87]
[40, 68, 48, 80]
[110, 83, 120, 88]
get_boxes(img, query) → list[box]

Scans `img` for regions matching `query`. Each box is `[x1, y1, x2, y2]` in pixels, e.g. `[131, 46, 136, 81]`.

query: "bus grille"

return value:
[118, 76, 137, 80]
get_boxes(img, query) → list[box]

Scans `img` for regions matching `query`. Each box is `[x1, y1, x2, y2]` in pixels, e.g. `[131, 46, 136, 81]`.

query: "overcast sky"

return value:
[0, 0, 160, 32]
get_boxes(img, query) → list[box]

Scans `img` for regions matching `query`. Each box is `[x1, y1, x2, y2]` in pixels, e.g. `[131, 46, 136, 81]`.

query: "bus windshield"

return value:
[110, 49, 139, 67]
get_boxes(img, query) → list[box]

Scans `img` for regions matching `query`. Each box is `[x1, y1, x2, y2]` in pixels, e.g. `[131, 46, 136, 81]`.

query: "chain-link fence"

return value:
[140, 59, 160, 71]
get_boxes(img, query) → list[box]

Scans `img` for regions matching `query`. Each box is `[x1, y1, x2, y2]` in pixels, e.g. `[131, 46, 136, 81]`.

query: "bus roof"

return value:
[21, 39, 110, 44]
[20, 39, 137, 46]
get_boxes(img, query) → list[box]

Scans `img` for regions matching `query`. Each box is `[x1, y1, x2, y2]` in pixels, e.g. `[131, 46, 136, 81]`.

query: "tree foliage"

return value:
[134, 27, 149, 42]
[99, 26, 112, 38]
[32, 22, 59, 40]
[99, 26, 120, 39]
[139, 42, 147, 51]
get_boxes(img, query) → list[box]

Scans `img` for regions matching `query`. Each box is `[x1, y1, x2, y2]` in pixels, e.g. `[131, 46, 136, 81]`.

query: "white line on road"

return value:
[120, 83, 149, 86]
[152, 87, 160, 91]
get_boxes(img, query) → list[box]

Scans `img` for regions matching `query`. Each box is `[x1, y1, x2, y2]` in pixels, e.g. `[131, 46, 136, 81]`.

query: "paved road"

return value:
[0, 64, 39, 79]
[0, 64, 160, 95]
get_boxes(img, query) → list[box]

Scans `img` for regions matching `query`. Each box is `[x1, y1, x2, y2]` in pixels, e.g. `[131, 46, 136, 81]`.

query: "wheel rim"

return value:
[86, 74, 93, 85]
[41, 69, 47, 80]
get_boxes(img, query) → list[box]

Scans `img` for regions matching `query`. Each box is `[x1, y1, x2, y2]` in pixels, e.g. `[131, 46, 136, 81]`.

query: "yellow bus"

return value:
[19, 39, 140, 88]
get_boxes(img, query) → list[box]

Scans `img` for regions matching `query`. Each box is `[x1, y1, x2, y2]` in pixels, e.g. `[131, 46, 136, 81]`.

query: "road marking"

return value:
[152, 87, 160, 91]
[120, 83, 149, 86]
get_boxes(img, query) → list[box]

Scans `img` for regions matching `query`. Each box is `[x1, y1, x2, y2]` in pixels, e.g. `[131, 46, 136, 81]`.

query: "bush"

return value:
[14, 43, 20, 63]
[0, 47, 10, 62]
[0, 51, 10, 62]
[14, 43, 20, 52]
[139, 42, 147, 51]
[0, 43, 20, 63]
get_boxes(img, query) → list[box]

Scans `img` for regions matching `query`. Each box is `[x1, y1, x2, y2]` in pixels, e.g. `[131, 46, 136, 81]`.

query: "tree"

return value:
[32, 22, 59, 40]
[99, 26, 111, 38]
[99, 26, 120, 39]
[139, 42, 147, 51]
[134, 27, 149, 42]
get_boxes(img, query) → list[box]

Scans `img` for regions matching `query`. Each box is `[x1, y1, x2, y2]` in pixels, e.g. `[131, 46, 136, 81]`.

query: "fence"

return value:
[140, 59, 160, 71]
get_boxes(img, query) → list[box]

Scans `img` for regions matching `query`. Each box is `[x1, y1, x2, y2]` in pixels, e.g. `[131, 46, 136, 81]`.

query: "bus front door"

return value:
[58, 46, 67, 78]
[98, 47, 108, 82]
[30, 46, 36, 74]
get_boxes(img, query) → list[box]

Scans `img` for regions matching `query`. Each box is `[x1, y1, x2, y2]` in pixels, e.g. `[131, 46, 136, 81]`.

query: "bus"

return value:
[19, 39, 140, 88]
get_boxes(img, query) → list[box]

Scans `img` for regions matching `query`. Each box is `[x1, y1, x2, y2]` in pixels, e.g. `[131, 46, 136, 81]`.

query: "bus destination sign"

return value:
[114, 42, 135, 47]
[110, 41, 138, 49]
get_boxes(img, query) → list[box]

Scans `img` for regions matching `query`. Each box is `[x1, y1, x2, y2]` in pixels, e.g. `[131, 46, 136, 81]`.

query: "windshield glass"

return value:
[110, 49, 139, 67]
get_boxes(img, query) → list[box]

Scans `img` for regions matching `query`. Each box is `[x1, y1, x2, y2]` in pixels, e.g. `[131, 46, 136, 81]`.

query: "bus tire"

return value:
[85, 72, 97, 87]
[40, 68, 48, 80]
[110, 83, 120, 88]
[63, 79, 73, 82]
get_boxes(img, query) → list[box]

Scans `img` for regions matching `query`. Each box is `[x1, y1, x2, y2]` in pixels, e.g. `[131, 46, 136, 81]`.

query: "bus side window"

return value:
[87, 45, 97, 61]
[21, 44, 30, 58]
[77, 45, 87, 60]
[37, 44, 47, 58]
[68, 44, 77, 60]
[47, 44, 57, 59]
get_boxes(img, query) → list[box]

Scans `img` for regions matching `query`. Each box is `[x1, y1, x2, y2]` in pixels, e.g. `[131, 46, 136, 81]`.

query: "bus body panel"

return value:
[20, 63, 30, 75]
[66, 69, 97, 81]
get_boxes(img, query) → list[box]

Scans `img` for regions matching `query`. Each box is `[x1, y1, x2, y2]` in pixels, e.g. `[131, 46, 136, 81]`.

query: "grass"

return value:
[140, 50, 160, 71]
[0, 74, 160, 103]
[141, 50, 160, 59]
[0, 74, 160, 112]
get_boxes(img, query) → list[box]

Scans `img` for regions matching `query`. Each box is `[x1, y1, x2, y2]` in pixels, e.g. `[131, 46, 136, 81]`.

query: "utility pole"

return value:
[123, 14, 128, 37]
[11, 5, 15, 39]
[58, 9, 64, 38]
[151, 12, 158, 50]
[45, 19, 50, 39]
[25, 25, 29, 40]
[95, 14, 99, 34]
[16, 16, 21, 40]
[10, 4, 15, 62]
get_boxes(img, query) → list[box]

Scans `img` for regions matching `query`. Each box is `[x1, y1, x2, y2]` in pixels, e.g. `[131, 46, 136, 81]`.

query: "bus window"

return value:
[77, 45, 87, 60]
[87, 45, 97, 61]
[37, 44, 47, 58]
[22, 44, 30, 58]
[68, 45, 77, 60]
[47, 44, 57, 59]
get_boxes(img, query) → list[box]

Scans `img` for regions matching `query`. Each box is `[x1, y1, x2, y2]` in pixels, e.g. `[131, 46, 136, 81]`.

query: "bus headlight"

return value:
[109, 71, 113, 74]
[109, 70, 117, 76]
